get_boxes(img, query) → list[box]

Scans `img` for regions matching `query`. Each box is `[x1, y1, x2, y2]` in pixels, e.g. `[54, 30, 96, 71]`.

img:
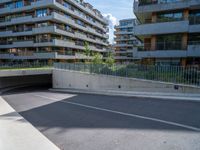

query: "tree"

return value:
[105, 52, 115, 66]
[92, 52, 103, 64]
[84, 42, 91, 63]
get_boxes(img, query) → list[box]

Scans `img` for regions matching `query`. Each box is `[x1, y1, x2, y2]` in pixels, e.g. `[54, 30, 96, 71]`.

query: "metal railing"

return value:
[54, 63, 200, 87]
[0, 62, 53, 70]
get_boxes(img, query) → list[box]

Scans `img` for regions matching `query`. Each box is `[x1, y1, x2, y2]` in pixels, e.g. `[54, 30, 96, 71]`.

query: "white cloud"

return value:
[103, 13, 118, 44]
[103, 13, 118, 29]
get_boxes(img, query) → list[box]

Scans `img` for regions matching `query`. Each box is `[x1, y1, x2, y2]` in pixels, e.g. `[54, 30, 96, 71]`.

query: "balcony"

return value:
[52, 12, 107, 39]
[66, 0, 107, 24]
[115, 24, 135, 29]
[187, 41, 200, 57]
[134, 0, 190, 14]
[0, 26, 56, 37]
[189, 16, 200, 33]
[115, 37, 137, 41]
[115, 51, 130, 55]
[133, 41, 200, 59]
[135, 20, 188, 35]
[138, 41, 185, 51]
[114, 43, 134, 47]
[115, 56, 133, 60]
[0, 14, 54, 27]
[0, 40, 34, 49]
[60, 38, 105, 51]
[54, 1, 106, 30]
[0, 0, 54, 15]
[135, 50, 187, 59]
[0, 12, 108, 40]
[114, 30, 134, 35]
[0, 52, 88, 60]
[0, 26, 107, 48]
[0, 0, 13, 4]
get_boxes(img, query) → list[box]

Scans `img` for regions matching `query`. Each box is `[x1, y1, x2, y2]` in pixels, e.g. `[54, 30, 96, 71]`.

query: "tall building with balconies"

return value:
[133, 0, 200, 66]
[0, 0, 109, 63]
[114, 19, 140, 63]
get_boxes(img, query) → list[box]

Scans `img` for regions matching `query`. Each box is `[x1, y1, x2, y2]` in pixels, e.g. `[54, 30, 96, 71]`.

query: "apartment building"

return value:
[0, 0, 109, 63]
[114, 19, 140, 63]
[133, 0, 200, 66]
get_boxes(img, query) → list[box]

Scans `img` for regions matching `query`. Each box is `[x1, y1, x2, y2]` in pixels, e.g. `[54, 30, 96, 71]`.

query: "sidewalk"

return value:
[0, 96, 60, 150]
[50, 88, 200, 102]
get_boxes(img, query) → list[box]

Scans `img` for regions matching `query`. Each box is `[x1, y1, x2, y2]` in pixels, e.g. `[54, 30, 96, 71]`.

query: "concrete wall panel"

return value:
[53, 69, 200, 94]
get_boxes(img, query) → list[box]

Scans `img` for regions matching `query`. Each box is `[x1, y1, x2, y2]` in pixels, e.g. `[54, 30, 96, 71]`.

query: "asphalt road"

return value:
[2, 87, 200, 150]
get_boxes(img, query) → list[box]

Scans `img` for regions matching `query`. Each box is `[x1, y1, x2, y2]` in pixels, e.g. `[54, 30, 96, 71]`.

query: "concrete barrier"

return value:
[53, 69, 200, 94]
[0, 69, 52, 77]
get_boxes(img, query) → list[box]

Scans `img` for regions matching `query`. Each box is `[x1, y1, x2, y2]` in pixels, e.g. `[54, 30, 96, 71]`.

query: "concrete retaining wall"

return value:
[53, 69, 200, 94]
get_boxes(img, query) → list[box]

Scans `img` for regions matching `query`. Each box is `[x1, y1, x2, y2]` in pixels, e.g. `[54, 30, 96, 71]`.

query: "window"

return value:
[37, 22, 48, 27]
[157, 34, 182, 50]
[157, 12, 183, 22]
[189, 33, 200, 45]
[6, 3, 14, 9]
[36, 9, 47, 17]
[76, 20, 85, 27]
[15, 1, 23, 8]
[189, 10, 200, 25]
[120, 20, 134, 26]
[65, 25, 73, 32]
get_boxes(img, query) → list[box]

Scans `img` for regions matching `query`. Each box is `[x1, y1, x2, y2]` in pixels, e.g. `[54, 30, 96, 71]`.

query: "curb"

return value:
[49, 88, 200, 102]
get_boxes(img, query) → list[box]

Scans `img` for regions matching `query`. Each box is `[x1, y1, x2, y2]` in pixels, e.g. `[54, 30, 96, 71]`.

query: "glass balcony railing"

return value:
[135, 0, 187, 6]
[188, 41, 200, 45]
[138, 41, 184, 51]
[156, 41, 183, 50]
[189, 16, 200, 25]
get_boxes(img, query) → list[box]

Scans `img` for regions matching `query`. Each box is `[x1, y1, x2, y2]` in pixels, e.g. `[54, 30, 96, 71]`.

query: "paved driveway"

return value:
[2, 87, 200, 150]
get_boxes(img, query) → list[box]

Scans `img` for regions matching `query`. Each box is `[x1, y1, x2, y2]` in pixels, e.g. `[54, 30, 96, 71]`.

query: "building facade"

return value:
[0, 0, 109, 63]
[114, 19, 140, 63]
[133, 0, 200, 66]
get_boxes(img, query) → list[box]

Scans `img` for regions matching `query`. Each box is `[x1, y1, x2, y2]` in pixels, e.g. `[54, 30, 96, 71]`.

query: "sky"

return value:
[85, 0, 135, 43]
